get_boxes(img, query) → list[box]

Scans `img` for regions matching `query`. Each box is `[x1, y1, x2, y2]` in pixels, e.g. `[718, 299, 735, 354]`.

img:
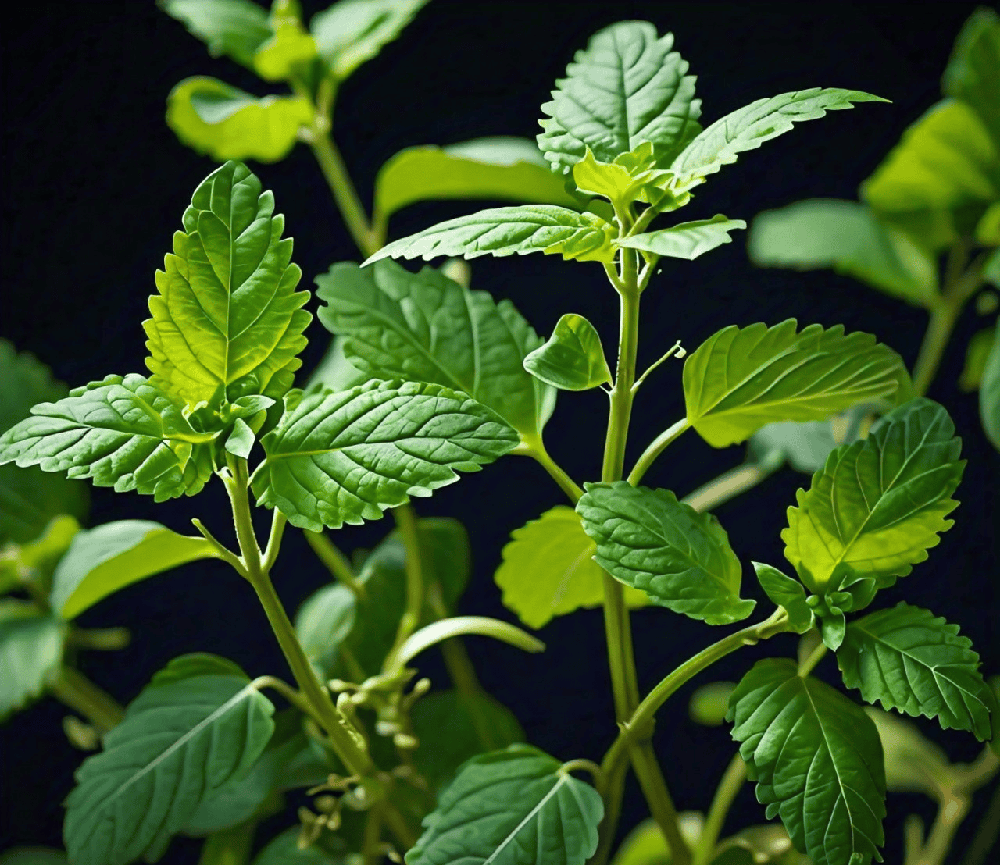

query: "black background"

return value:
[1, 2, 998, 863]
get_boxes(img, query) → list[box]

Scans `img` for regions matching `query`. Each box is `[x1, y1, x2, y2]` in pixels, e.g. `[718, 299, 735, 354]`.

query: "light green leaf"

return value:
[617, 215, 746, 261]
[570, 144, 690, 211]
[0, 849, 69, 865]
[407, 744, 603, 865]
[977, 200, 1000, 244]
[984, 248, 1000, 288]
[577, 482, 755, 625]
[863, 707, 954, 799]
[688, 682, 736, 728]
[538, 21, 700, 173]
[0, 515, 80, 598]
[160, 0, 272, 68]
[748, 199, 939, 306]
[728, 659, 886, 865]
[783, 398, 964, 593]
[683, 320, 906, 448]
[65, 674, 275, 865]
[942, 7, 1000, 141]
[752, 563, 812, 633]
[316, 260, 555, 438]
[253, 0, 317, 82]
[150, 653, 248, 688]
[0, 600, 66, 720]
[839, 602, 996, 740]
[306, 335, 371, 393]
[959, 325, 996, 390]
[671, 89, 885, 195]
[495, 506, 647, 630]
[610, 815, 706, 865]
[253, 828, 345, 864]
[310, 0, 429, 81]
[364, 205, 617, 265]
[145, 161, 311, 406]
[980, 323, 1000, 450]
[523, 314, 612, 391]
[0, 374, 216, 503]
[50, 521, 221, 620]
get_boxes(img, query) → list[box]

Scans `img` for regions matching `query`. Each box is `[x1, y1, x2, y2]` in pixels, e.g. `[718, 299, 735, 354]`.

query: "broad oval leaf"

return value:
[50, 520, 221, 619]
[782, 398, 964, 592]
[617, 215, 746, 261]
[144, 160, 312, 407]
[943, 7, 1000, 141]
[160, 0, 272, 68]
[407, 744, 603, 865]
[523, 314, 612, 391]
[0, 600, 66, 720]
[980, 324, 1000, 450]
[683, 320, 906, 448]
[727, 659, 886, 865]
[752, 563, 812, 634]
[538, 22, 700, 173]
[577, 482, 755, 625]
[64, 674, 275, 865]
[166, 77, 312, 163]
[839, 602, 996, 740]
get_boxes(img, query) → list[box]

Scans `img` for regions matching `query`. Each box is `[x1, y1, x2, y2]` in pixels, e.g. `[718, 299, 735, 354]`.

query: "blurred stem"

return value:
[911, 794, 970, 865]
[961, 777, 1000, 865]
[198, 821, 256, 865]
[693, 754, 747, 865]
[49, 666, 125, 734]
[67, 626, 130, 651]
[592, 761, 627, 865]
[385, 504, 424, 670]
[305, 530, 365, 598]
[682, 460, 780, 513]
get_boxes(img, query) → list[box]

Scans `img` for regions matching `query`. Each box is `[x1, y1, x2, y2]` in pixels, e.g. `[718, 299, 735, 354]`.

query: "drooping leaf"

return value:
[523, 314, 612, 391]
[617, 215, 746, 261]
[364, 205, 617, 265]
[752, 563, 812, 634]
[538, 21, 700, 173]
[863, 707, 954, 799]
[160, 0, 272, 68]
[942, 7, 1000, 142]
[64, 674, 275, 865]
[0, 374, 216, 503]
[316, 260, 555, 438]
[49, 521, 221, 620]
[980, 323, 1000, 450]
[838, 602, 996, 740]
[0, 515, 80, 598]
[407, 745, 603, 865]
[253, 0, 317, 82]
[494, 506, 647, 630]
[748, 199, 939, 306]
[959, 325, 996, 390]
[728, 659, 886, 865]
[783, 398, 964, 593]
[577, 482, 755, 625]
[166, 77, 312, 163]
[145, 161, 312, 407]
[0, 601, 66, 720]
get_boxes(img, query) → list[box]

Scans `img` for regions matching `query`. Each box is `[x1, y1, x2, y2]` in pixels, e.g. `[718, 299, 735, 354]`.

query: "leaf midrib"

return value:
[482, 773, 568, 865]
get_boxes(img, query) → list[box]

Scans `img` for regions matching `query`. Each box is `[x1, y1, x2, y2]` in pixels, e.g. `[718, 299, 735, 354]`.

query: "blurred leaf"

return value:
[980, 322, 1000, 449]
[253, 0, 317, 81]
[688, 681, 735, 727]
[0, 600, 66, 720]
[160, 0, 272, 68]
[864, 707, 953, 799]
[253, 828, 346, 863]
[306, 335, 370, 393]
[149, 653, 248, 689]
[959, 325, 996, 390]
[610, 814, 704, 865]
[0, 851, 68, 865]
[0, 515, 80, 597]
[942, 7, 1000, 141]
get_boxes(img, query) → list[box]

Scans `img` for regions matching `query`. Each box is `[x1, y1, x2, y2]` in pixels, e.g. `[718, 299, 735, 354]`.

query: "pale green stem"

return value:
[191, 518, 247, 578]
[693, 754, 747, 865]
[913, 794, 971, 865]
[262, 510, 287, 573]
[682, 461, 779, 513]
[961, 777, 1000, 865]
[627, 418, 691, 486]
[305, 530, 366, 598]
[67, 626, 131, 651]
[385, 504, 424, 670]
[515, 436, 584, 503]
[49, 666, 125, 734]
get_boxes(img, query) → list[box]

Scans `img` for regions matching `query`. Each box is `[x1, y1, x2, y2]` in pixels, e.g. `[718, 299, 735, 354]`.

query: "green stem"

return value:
[693, 754, 747, 865]
[198, 821, 256, 865]
[627, 418, 690, 486]
[305, 530, 366, 598]
[67, 626, 131, 651]
[592, 759, 628, 865]
[49, 666, 125, 734]
[682, 461, 780, 513]
[961, 777, 1000, 865]
[385, 504, 424, 669]
[516, 436, 584, 503]
[915, 794, 971, 865]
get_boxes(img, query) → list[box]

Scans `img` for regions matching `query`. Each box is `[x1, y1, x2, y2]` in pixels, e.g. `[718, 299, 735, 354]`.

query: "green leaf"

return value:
[310, 0, 429, 81]
[150, 653, 248, 688]
[617, 215, 746, 261]
[316, 260, 555, 438]
[670, 89, 885, 195]
[145, 161, 311, 407]
[838, 602, 996, 740]
[610, 815, 706, 865]
[364, 205, 617, 265]
[495, 506, 647, 630]
[0, 600, 66, 720]
[0, 850, 68, 865]
[0, 515, 80, 598]
[728, 659, 886, 865]
[306, 335, 371, 393]
[49, 521, 221, 619]
[980, 323, 1000, 450]
[942, 7, 1000, 142]
[523, 314, 612, 391]
[160, 0, 272, 68]
[0, 374, 216, 502]
[783, 398, 964, 593]
[959, 325, 996, 390]
[748, 199, 939, 307]
[166, 77, 312, 163]
[538, 21, 700, 174]
[863, 707, 954, 799]
[407, 744, 603, 865]
[688, 682, 736, 728]
[253, 829, 345, 864]
[577, 482, 755, 625]
[683, 320, 906, 448]
[752, 563, 813, 633]
[295, 582, 356, 678]
[65, 674, 275, 865]
[253, 0, 317, 82]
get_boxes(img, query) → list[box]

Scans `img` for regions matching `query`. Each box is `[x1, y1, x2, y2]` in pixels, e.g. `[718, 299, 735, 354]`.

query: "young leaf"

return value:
[538, 21, 700, 173]
[942, 8, 1000, 142]
[783, 398, 964, 592]
[670, 89, 885, 195]
[748, 199, 939, 307]
[64, 674, 275, 865]
[728, 659, 886, 865]
[523, 314, 612, 391]
[407, 745, 603, 865]
[253, 1, 317, 82]
[0, 601, 66, 720]
[980, 324, 1000, 450]
[252, 380, 518, 531]
[0, 516, 80, 598]
[752, 563, 812, 634]
[160, 0, 272, 68]
[166, 77, 312, 163]
[316, 260, 555, 438]
[838, 602, 996, 740]
[364, 205, 617, 265]
[49, 520, 222, 620]
[0, 374, 216, 502]
[617, 215, 746, 261]
[577, 482, 755, 625]
[145, 161, 312, 407]
[495, 506, 647, 630]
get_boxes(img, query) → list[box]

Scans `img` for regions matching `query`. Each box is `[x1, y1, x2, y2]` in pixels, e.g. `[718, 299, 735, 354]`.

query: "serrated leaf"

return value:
[0, 515, 80, 598]
[316, 260, 555, 438]
[783, 398, 964, 592]
[839, 602, 996, 740]
[0, 601, 66, 720]
[863, 707, 954, 799]
[728, 659, 886, 865]
[752, 563, 812, 633]
[253, 1, 317, 82]
[407, 744, 603, 865]
[683, 320, 906, 448]
[748, 199, 939, 307]
[671, 89, 884, 195]
[0, 374, 216, 503]
[160, 0, 272, 68]
[577, 482, 754, 625]
[538, 21, 700, 174]
[50, 521, 221, 619]
[65, 674, 275, 865]
[617, 215, 746, 261]
[943, 7, 1000, 142]
[980, 324, 1000, 450]
[365, 205, 617, 265]
[145, 161, 311, 407]
[495, 506, 647, 630]
[523, 314, 612, 391]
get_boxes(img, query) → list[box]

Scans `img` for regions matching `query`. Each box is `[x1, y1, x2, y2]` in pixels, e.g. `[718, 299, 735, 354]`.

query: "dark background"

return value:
[1, 2, 997, 862]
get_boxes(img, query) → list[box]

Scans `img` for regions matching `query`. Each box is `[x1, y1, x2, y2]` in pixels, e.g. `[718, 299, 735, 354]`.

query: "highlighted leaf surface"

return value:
[617, 215, 746, 260]
[523, 314, 612, 391]
[160, 0, 272, 68]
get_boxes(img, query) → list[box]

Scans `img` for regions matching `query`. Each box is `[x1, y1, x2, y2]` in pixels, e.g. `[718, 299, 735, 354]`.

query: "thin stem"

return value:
[198, 821, 256, 865]
[262, 510, 287, 573]
[627, 419, 691, 486]
[632, 341, 685, 395]
[362, 802, 386, 865]
[49, 666, 125, 734]
[385, 504, 424, 669]
[693, 754, 747, 865]
[305, 530, 366, 598]
[252, 675, 318, 722]
[192, 518, 247, 578]
[515, 436, 584, 503]
[592, 761, 627, 865]
[961, 777, 1000, 865]
[915, 794, 970, 865]
[797, 638, 828, 677]
[682, 462, 778, 513]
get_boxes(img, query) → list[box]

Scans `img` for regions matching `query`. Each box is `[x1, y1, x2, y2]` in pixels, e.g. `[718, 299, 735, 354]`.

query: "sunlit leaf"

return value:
[0, 600, 66, 720]
[160, 0, 272, 68]
[253, 0, 317, 82]
[942, 7, 1000, 141]
[523, 314, 612, 391]
[752, 563, 812, 633]
[617, 215, 746, 261]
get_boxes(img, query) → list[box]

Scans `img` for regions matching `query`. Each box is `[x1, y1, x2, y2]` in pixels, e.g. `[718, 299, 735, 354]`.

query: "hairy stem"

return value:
[49, 665, 125, 734]
[693, 754, 747, 865]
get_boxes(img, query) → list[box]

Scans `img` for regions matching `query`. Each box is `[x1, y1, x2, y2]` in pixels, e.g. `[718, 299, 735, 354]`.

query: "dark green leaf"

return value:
[617, 215, 746, 260]
[523, 314, 612, 391]
[942, 7, 1000, 141]
[752, 563, 812, 633]
[0, 600, 66, 720]
[980, 323, 1000, 450]
[160, 0, 272, 68]
[150, 653, 248, 689]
